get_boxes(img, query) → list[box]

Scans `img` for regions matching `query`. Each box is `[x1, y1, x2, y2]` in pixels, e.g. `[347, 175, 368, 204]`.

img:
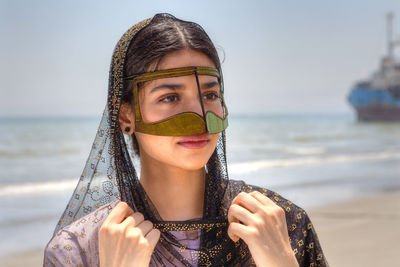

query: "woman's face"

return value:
[130, 49, 221, 171]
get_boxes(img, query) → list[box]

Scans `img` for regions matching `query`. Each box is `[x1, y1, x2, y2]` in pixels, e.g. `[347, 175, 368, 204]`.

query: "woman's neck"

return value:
[139, 152, 205, 221]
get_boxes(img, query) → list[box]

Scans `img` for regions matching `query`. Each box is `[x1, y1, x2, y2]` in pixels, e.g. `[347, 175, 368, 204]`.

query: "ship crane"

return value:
[384, 12, 400, 94]
[386, 12, 400, 61]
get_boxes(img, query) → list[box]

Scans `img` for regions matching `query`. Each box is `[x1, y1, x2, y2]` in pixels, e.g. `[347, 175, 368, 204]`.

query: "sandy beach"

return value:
[1, 190, 399, 267]
[308, 189, 400, 267]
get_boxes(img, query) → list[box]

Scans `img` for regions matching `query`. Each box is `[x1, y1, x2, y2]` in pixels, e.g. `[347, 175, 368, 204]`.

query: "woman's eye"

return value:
[160, 95, 179, 103]
[203, 92, 219, 100]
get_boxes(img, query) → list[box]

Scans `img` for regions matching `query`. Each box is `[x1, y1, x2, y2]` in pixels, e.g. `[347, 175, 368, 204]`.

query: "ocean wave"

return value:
[1, 151, 399, 196]
[229, 151, 400, 175]
[0, 147, 81, 158]
[292, 133, 357, 143]
[0, 179, 76, 197]
[282, 146, 325, 155]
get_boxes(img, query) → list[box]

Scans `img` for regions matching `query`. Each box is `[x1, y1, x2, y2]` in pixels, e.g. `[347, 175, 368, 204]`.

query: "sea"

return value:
[1, 113, 400, 258]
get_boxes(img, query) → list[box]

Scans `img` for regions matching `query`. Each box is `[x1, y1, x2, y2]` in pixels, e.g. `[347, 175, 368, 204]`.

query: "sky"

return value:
[2, 0, 400, 116]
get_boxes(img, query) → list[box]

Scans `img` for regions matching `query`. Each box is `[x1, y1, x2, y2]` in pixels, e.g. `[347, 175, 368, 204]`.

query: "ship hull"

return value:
[348, 87, 400, 121]
[355, 106, 400, 121]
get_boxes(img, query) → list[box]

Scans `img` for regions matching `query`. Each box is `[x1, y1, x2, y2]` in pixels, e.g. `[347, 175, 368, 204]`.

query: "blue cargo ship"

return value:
[348, 13, 400, 121]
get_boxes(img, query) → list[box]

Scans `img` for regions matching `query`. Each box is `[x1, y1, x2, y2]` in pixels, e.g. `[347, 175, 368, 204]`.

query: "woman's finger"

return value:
[249, 191, 276, 207]
[119, 212, 144, 228]
[232, 192, 261, 213]
[250, 191, 287, 222]
[227, 221, 250, 243]
[227, 231, 240, 243]
[227, 203, 253, 226]
[103, 202, 134, 225]
[226, 225, 240, 243]
[146, 228, 161, 248]
[136, 220, 154, 237]
[119, 215, 135, 229]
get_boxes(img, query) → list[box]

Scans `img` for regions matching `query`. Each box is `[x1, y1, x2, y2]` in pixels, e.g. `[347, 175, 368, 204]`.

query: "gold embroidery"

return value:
[153, 222, 227, 232]
[178, 245, 187, 253]
[226, 252, 231, 261]
[303, 229, 308, 237]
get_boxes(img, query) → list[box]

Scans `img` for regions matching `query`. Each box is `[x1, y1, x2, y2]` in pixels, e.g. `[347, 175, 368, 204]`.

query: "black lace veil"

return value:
[53, 13, 252, 266]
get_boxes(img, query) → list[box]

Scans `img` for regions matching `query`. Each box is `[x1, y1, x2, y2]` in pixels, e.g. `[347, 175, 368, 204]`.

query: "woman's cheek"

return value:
[136, 132, 219, 170]
[138, 134, 173, 157]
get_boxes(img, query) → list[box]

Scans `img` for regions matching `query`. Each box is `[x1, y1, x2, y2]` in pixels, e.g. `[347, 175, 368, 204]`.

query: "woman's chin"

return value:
[176, 160, 209, 171]
[172, 150, 214, 170]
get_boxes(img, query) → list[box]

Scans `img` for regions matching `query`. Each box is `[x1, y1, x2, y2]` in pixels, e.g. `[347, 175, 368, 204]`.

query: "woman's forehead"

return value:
[155, 49, 216, 70]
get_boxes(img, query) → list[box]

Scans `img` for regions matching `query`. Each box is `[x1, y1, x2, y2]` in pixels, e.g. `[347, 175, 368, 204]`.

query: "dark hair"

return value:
[122, 13, 223, 155]
[123, 13, 221, 102]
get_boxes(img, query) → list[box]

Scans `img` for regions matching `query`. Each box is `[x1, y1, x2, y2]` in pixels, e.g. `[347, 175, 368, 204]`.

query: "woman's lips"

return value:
[177, 134, 209, 149]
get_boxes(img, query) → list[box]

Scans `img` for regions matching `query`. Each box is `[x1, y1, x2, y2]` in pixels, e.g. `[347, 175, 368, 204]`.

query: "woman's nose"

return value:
[185, 91, 204, 117]
[183, 76, 205, 116]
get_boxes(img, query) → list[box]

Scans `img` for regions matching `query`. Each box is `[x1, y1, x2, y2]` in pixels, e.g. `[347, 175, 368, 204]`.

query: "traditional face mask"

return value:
[123, 66, 229, 136]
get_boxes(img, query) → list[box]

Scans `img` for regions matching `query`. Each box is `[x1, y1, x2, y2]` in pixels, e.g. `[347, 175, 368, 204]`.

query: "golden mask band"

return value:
[123, 66, 229, 136]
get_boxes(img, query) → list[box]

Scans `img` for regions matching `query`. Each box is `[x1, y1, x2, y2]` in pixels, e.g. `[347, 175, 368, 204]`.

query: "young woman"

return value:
[44, 13, 328, 267]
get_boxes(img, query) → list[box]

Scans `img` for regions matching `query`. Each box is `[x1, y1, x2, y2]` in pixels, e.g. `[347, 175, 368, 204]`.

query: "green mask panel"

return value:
[123, 66, 229, 136]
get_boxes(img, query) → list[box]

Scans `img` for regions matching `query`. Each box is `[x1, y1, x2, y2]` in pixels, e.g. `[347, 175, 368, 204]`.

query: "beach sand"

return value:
[1, 190, 399, 267]
[0, 249, 44, 267]
[308, 189, 400, 267]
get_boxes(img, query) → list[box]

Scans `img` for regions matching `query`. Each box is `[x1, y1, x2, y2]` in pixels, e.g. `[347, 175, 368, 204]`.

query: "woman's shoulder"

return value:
[226, 179, 311, 237]
[43, 198, 121, 267]
[227, 178, 310, 229]
[227, 179, 303, 213]
[227, 179, 328, 266]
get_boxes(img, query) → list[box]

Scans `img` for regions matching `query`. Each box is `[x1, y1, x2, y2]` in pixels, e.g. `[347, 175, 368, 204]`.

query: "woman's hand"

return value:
[98, 202, 160, 267]
[227, 191, 299, 267]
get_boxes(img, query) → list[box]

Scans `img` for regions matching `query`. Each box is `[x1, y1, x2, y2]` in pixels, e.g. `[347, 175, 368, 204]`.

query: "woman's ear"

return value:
[118, 102, 135, 135]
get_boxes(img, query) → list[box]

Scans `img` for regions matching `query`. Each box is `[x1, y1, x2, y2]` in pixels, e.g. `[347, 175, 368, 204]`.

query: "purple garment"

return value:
[43, 199, 209, 267]
[44, 199, 119, 267]
[43, 180, 327, 266]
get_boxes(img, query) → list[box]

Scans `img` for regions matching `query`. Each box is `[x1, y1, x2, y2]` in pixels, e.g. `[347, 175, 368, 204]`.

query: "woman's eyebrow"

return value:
[201, 80, 220, 90]
[150, 80, 220, 94]
[150, 83, 185, 94]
